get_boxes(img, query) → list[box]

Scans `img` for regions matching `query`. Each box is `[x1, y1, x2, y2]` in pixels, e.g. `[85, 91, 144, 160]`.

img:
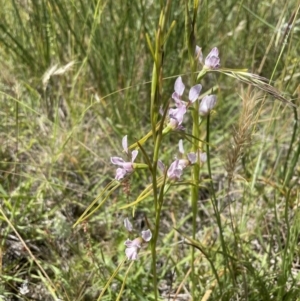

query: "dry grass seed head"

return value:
[225, 87, 261, 184]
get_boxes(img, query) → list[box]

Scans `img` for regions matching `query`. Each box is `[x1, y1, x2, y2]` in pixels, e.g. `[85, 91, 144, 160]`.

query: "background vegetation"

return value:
[0, 0, 299, 300]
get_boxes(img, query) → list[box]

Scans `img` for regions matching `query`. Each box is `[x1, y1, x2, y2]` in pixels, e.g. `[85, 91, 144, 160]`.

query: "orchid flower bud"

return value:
[204, 47, 220, 70]
[199, 95, 217, 116]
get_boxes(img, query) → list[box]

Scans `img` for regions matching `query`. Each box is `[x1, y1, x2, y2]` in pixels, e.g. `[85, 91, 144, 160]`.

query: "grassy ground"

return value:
[0, 0, 300, 300]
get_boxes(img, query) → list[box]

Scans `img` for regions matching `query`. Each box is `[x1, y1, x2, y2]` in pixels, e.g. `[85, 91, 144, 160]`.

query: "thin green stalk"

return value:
[149, 3, 172, 299]
[206, 113, 230, 293]
[283, 105, 299, 187]
[150, 97, 169, 299]
[185, 0, 199, 298]
[276, 188, 292, 301]
[150, 134, 162, 301]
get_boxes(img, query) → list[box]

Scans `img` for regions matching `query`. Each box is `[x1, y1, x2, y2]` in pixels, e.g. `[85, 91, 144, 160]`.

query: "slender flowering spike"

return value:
[199, 95, 217, 116]
[204, 47, 220, 69]
[124, 218, 133, 232]
[189, 84, 202, 103]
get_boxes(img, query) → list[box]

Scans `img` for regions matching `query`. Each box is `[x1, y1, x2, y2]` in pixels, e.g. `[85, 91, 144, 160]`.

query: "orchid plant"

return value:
[71, 3, 295, 299]
[108, 52, 219, 260]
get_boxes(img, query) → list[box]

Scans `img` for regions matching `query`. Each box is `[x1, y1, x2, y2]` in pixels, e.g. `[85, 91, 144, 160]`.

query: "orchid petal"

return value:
[167, 160, 183, 180]
[200, 152, 207, 163]
[122, 162, 134, 172]
[124, 237, 142, 260]
[125, 247, 139, 260]
[172, 92, 184, 106]
[131, 150, 138, 162]
[195, 45, 203, 63]
[124, 218, 133, 232]
[174, 76, 185, 96]
[189, 84, 202, 103]
[178, 139, 184, 154]
[205, 47, 220, 69]
[115, 168, 127, 180]
[141, 229, 152, 242]
[111, 157, 126, 166]
[178, 159, 189, 169]
[122, 135, 128, 153]
[124, 238, 141, 248]
[169, 105, 186, 126]
[199, 95, 217, 116]
[187, 152, 197, 164]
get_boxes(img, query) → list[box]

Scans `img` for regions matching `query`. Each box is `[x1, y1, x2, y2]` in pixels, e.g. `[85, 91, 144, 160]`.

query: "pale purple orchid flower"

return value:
[168, 77, 202, 130]
[195, 46, 220, 70]
[200, 152, 207, 163]
[167, 159, 183, 181]
[111, 135, 138, 180]
[141, 229, 152, 241]
[199, 95, 217, 116]
[178, 139, 197, 166]
[124, 227, 152, 261]
[204, 47, 220, 69]
[172, 76, 202, 105]
[168, 105, 187, 129]
[167, 140, 197, 181]
[124, 238, 141, 260]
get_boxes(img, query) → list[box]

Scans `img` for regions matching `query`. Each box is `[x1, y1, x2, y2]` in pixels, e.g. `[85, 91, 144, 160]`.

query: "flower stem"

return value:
[185, 0, 200, 298]
[206, 113, 232, 291]
[149, 3, 172, 299]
